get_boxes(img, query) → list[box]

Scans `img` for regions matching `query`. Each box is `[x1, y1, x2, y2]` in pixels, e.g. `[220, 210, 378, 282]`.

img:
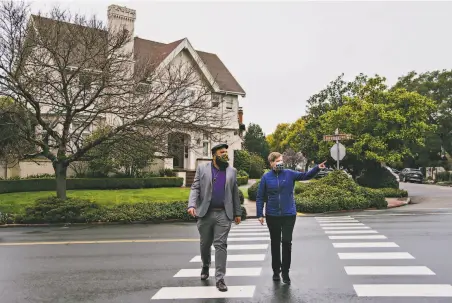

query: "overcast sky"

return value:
[29, 0, 452, 135]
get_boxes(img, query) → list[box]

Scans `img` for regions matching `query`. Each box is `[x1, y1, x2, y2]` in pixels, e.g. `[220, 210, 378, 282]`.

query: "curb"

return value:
[295, 197, 411, 217]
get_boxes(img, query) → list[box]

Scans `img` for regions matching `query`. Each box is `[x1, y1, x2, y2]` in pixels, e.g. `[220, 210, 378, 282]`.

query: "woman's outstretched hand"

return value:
[319, 161, 327, 169]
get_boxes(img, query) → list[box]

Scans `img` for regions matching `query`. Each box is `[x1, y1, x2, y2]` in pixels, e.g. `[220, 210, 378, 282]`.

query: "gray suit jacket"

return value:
[188, 162, 242, 221]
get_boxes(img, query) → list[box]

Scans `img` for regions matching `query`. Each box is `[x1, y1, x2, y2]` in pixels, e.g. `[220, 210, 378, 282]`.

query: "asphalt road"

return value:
[1, 205, 452, 303]
[398, 182, 452, 210]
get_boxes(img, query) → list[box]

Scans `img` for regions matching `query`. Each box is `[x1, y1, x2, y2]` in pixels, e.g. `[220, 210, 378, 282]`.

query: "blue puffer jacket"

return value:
[256, 166, 320, 218]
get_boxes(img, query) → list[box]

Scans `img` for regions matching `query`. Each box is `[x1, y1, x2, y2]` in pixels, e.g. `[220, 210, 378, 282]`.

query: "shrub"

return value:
[0, 177, 183, 194]
[159, 169, 177, 177]
[19, 197, 100, 224]
[249, 154, 266, 179]
[359, 187, 387, 209]
[374, 188, 408, 198]
[248, 181, 260, 201]
[436, 171, 452, 182]
[238, 190, 244, 204]
[238, 170, 249, 178]
[294, 182, 311, 195]
[234, 150, 252, 173]
[11, 196, 248, 224]
[319, 170, 361, 193]
[237, 176, 249, 186]
[357, 166, 399, 189]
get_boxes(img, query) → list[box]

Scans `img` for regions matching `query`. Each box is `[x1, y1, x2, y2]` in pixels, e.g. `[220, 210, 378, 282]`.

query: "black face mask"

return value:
[215, 154, 229, 170]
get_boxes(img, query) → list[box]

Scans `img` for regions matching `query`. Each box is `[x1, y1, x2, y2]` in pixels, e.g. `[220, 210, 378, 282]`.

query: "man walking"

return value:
[187, 143, 242, 292]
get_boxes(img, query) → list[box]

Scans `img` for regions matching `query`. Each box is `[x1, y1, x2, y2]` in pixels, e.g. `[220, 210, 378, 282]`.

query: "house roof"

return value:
[30, 15, 245, 96]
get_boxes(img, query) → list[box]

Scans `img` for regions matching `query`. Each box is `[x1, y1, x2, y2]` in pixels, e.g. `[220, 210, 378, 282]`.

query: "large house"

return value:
[0, 4, 246, 186]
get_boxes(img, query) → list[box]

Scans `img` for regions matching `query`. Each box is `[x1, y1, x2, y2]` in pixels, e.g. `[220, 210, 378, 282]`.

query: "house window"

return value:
[203, 142, 209, 157]
[211, 93, 221, 107]
[184, 145, 189, 158]
[182, 89, 195, 105]
[226, 98, 233, 109]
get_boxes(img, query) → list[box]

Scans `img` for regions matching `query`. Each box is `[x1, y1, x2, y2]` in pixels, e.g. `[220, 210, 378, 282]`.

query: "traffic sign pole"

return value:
[335, 129, 340, 170]
[324, 128, 352, 170]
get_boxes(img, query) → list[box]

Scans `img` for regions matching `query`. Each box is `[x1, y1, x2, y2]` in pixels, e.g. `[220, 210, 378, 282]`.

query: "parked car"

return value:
[399, 168, 424, 183]
[315, 168, 333, 179]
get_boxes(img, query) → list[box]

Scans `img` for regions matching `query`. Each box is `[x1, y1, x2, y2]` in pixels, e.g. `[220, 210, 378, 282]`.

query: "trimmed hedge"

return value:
[248, 181, 260, 201]
[238, 190, 244, 204]
[295, 170, 389, 213]
[5, 196, 248, 225]
[359, 187, 387, 209]
[375, 188, 408, 198]
[237, 176, 249, 186]
[0, 177, 183, 194]
[357, 166, 399, 189]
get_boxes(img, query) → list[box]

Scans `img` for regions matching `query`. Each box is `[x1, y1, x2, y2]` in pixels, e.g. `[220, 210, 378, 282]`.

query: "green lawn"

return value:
[0, 188, 191, 214]
[239, 187, 249, 199]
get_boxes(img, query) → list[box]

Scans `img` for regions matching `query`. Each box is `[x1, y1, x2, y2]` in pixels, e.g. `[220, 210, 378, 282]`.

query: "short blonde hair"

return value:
[268, 152, 282, 163]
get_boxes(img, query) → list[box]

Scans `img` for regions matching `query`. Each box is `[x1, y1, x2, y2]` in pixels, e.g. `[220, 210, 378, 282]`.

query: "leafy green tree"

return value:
[244, 123, 269, 161]
[318, 76, 437, 171]
[266, 123, 290, 153]
[393, 70, 452, 162]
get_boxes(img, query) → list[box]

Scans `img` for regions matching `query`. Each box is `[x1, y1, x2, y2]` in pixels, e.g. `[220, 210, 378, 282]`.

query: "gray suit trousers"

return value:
[196, 209, 232, 281]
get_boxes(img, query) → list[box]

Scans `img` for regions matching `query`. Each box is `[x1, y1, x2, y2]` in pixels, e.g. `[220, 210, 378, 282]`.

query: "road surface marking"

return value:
[318, 220, 360, 224]
[227, 237, 270, 241]
[0, 238, 200, 246]
[174, 267, 262, 277]
[211, 244, 268, 250]
[338, 252, 414, 260]
[345, 266, 435, 275]
[320, 223, 365, 226]
[353, 284, 452, 297]
[229, 229, 268, 233]
[315, 216, 352, 219]
[151, 286, 256, 299]
[190, 254, 266, 262]
[329, 235, 387, 240]
[325, 230, 378, 234]
[322, 226, 370, 230]
[229, 232, 269, 236]
[333, 242, 399, 248]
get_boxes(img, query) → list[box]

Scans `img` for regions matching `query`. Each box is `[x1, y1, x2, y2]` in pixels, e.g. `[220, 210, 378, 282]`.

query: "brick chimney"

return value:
[238, 107, 243, 124]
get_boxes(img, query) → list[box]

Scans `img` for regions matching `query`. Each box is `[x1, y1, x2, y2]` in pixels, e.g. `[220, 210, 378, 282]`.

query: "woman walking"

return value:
[256, 152, 325, 284]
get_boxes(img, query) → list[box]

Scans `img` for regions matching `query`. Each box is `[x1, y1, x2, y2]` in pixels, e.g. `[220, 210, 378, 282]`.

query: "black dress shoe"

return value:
[272, 272, 280, 281]
[282, 272, 291, 285]
[200, 266, 209, 280]
[216, 279, 228, 292]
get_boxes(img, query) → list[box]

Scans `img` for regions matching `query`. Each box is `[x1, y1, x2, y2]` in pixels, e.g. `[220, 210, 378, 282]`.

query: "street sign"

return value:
[323, 129, 353, 169]
[323, 134, 353, 142]
[330, 143, 346, 161]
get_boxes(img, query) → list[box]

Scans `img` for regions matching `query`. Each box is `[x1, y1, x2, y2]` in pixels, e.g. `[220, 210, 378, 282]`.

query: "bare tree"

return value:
[283, 148, 306, 170]
[0, 1, 232, 199]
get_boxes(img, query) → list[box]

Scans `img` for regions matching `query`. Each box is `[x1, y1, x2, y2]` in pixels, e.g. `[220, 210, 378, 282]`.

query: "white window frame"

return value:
[225, 97, 233, 110]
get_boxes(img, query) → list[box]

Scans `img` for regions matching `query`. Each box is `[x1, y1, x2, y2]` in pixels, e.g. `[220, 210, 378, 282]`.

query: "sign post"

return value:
[323, 129, 352, 170]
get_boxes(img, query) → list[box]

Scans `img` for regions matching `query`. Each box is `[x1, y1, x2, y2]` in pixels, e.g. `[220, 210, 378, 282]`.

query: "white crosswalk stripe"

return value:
[211, 244, 268, 250]
[324, 230, 379, 234]
[316, 215, 452, 299]
[151, 218, 270, 300]
[174, 267, 263, 277]
[190, 254, 266, 262]
[151, 285, 257, 299]
[333, 242, 399, 248]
